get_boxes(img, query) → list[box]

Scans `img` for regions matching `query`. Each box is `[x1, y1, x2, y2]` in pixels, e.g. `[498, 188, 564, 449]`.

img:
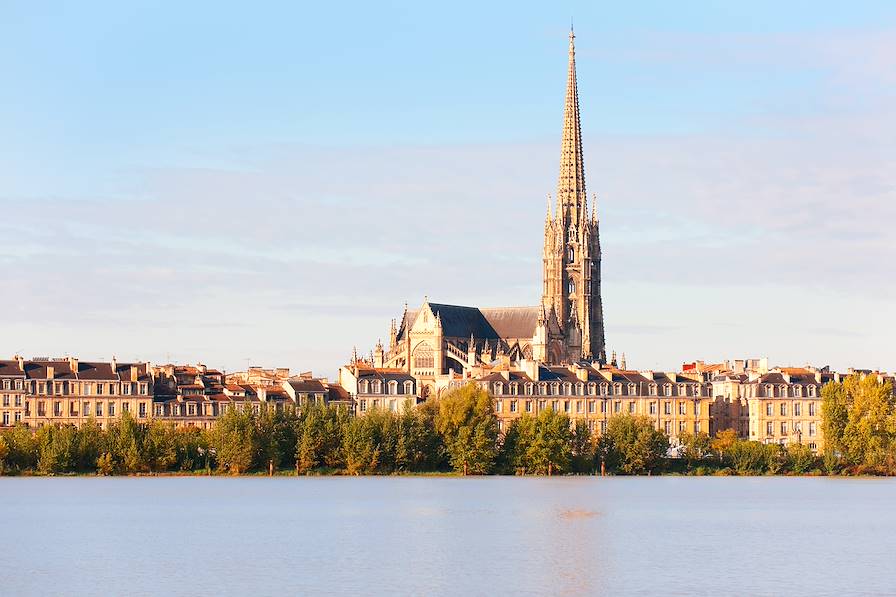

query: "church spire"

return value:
[557, 26, 586, 221]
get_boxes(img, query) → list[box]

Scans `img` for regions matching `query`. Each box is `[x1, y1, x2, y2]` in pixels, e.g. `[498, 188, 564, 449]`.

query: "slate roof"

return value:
[398, 302, 540, 341]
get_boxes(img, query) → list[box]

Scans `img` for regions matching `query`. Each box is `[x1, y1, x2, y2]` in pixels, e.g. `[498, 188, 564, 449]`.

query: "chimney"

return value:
[111, 356, 118, 373]
[16, 354, 24, 371]
[47, 365, 55, 380]
[131, 365, 138, 382]
[69, 356, 79, 373]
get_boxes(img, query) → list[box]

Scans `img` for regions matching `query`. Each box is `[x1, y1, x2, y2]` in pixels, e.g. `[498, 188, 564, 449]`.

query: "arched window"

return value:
[568, 280, 576, 294]
[372, 380, 382, 394]
[360, 380, 369, 394]
[403, 381, 414, 395]
[388, 381, 398, 395]
[568, 247, 575, 262]
[413, 343, 434, 369]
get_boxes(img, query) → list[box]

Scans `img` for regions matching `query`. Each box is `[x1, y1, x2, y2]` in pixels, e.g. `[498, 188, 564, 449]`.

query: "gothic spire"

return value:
[556, 27, 587, 221]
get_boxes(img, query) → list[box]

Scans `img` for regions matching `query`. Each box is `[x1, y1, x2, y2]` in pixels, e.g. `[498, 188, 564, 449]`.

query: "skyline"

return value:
[2, 2, 895, 376]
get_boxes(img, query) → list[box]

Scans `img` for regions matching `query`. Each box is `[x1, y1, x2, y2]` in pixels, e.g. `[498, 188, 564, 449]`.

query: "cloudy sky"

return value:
[2, 1, 894, 377]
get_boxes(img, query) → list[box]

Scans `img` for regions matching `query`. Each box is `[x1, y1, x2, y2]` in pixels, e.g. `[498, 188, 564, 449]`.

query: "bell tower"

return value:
[542, 28, 606, 363]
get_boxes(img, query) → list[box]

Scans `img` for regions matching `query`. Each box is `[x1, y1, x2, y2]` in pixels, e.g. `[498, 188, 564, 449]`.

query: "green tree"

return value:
[342, 415, 380, 475]
[711, 428, 738, 461]
[787, 442, 817, 474]
[36, 425, 78, 474]
[142, 420, 177, 472]
[570, 420, 595, 474]
[727, 440, 767, 475]
[602, 415, 669, 475]
[498, 415, 535, 474]
[526, 409, 573, 475]
[2, 424, 38, 471]
[821, 382, 849, 457]
[75, 419, 104, 472]
[679, 431, 712, 471]
[435, 384, 499, 475]
[256, 405, 298, 471]
[212, 407, 257, 473]
[105, 412, 145, 473]
[0, 434, 8, 474]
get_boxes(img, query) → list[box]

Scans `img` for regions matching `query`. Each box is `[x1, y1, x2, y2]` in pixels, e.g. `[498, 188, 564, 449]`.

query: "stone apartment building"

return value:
[0, 356, 152, 428]
[337, 363, 419, 415]
[451, 360, 718, 442]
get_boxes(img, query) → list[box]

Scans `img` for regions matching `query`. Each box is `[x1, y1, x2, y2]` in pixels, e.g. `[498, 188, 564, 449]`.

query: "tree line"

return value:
[0, 378, 893, 476]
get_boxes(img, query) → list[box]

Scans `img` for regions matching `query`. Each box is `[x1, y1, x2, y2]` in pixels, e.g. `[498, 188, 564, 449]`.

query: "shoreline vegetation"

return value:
[1, 378, 894, 478]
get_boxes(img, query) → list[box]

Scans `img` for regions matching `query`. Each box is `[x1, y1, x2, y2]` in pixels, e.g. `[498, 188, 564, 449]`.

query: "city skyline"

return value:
[2, 2, 895, 376]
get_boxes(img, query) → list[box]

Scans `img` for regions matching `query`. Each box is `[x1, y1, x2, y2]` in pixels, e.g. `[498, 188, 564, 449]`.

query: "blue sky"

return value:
[2, 1, 895, 376]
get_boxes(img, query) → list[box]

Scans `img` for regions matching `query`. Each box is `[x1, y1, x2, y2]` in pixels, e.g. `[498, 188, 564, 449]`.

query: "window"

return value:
[2, 412, 8, 426]
[694, 421, 700, 433]
[14, 412, 21, 423]
[122, 402, 129, 413]
[794, 402, 801, 416]
[97, 383, 104, 395]
[601, 400, 607, 413]
[389, 400, 397, 412]
[809, 402, 816, 416]
[614, 401, 621, 413]
[766, 422, 773, 436]
[568, 247, 575, 262]
[664, 401, 671, 415]
[809, 422, 816, 437]
[552, 400, 559, 412]
[766, 403, 773, 416]
[360, 380, 369, 394]
[694, 402, 700, 416]
[780, 403, 787, 416]
[84, 383, 91, 396]
[576, 400, 583, 414]
[649, 402, 657, 415]
[588, 400, 595, 413]
[495, 400, 502, 413]
[413, 343, 434, 370]
[95, 402, 103, 417]
[83, 402, 89, 416]
[808, 442, 817, 451]
[568, 280, 576, 294]
[359, 399, 367, 412]
[678, 421, 686, 433]
[600, 420, 607, 434]
[510, 400, 518, 413]
[388, 381, 398, 395]
[525, 400, 533, 413]
[14, 396, 21, 407]
[123, 384, 131, 396]
[564, 400, 570, 413]
[188, 404, 196, 416]
[678, 402, 686, 415]
[781, 422, 787, 436]
[1, 395, 7, 407]
[628, 402, 635, 414]
[404, 381, 414, 395]
[108, 402, 115, 416]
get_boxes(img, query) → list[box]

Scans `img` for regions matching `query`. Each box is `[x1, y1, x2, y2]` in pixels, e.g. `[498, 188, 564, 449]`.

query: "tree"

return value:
[679, 431, 712, 471]
[342, 415, 380, 475]
[711, 428, 738, 461]
[212, 407, 257, 473]
[841, 375, 895, 468]
[787, 442, 817, 474]
[570, 420, 595, 474]
[727, 440, 767, 475]
[0, 435, 8, 474]
[821, 382, 849, 457]
[526, 409, 573, 475]
[75, 418, 104, 472]
[1, 425, 38, 471]
[435, 384, 499, 475]
[602, 415, 668, 475]
[36, 425, 77, 474]
[256, 405, 298, 471]
[499, 415, 535, 474]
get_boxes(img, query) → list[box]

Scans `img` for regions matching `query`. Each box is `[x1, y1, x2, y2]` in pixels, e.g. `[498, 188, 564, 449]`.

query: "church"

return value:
[370, 30, 607, 393]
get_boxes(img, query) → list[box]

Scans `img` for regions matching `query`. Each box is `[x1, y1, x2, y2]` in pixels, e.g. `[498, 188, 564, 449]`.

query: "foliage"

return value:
[787, 442, 817, 474]
[435, 384, 499, 475]
[601, 415, 669, 475]
[678, 431, 712, 470]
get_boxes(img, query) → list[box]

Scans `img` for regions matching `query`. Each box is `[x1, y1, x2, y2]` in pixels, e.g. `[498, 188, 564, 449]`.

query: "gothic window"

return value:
[568, 280, 575, 294]
[568, 247, 575, 262]
[413, 343, 434, 369]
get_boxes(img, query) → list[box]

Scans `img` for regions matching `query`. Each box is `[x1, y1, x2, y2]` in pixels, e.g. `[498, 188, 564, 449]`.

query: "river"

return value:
[2, 476, 892, 596]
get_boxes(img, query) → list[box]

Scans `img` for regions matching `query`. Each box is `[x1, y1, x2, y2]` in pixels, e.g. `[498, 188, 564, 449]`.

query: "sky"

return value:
[2, 1, 895, 377]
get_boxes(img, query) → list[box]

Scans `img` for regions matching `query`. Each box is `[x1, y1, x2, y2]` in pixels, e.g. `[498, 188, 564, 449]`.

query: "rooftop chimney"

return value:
[47, 365, 55, 380]
[130, 365, 138, 382]
[69, 357, 79, 373]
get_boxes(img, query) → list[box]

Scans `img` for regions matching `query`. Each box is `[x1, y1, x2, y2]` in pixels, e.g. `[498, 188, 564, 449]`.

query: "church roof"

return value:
[396, 302, 541, 342]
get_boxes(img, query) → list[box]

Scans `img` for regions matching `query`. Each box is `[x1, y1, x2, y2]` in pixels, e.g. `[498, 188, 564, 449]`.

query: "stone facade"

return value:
[0, 357, 152, 428]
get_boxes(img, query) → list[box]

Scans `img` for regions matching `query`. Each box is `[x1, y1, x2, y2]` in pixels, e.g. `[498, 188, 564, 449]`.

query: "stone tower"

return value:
[542, 28, 607, 364]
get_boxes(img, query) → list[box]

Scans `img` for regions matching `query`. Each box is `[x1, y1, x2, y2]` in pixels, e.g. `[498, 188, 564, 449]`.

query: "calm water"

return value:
[1, 476, 893, 596]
